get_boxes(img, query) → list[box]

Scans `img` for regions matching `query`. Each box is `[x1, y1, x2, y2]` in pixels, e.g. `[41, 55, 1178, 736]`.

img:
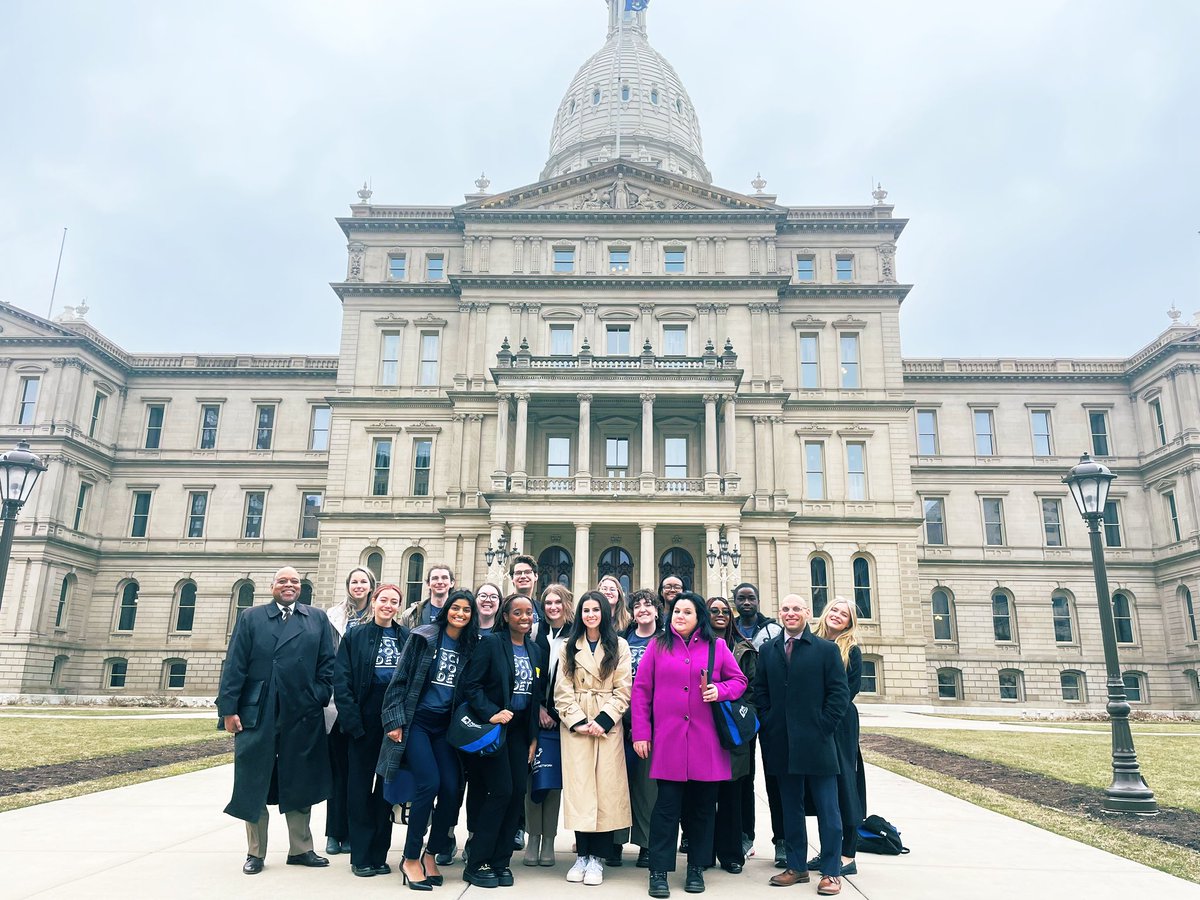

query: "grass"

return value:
[916, 712, 1200, 734]
[0, 708, 207, 718]
[869, 727, 1200, 814]
[864, 749, 1200, 884]
[0, 716, 227, 770]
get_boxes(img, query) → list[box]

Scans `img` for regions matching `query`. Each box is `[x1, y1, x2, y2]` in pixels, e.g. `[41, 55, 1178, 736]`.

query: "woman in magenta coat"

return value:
[632, 591, 747, 897]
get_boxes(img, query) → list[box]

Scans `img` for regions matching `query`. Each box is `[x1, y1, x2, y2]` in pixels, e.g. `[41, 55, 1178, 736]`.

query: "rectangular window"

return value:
[1061, 672, 1082, 702]
[166, 661, 187, 690]
[199, 404, 220, 450]
[982, 497, 1005, 546]
[1166, 491, 1182, 542]
[73, 482, 91, 531]
[547, 436, 571, 478]
[130, 491, 152, 538]
[388, 255, 406, 280]
[425, 254, 444, 281]
[17, 376, 39, 426]
[662, 324, 687, 356]
[144, 404, 165, 449]
[1149, 399, 1167, 446]
[299, 491, 322, 539]
[796, 255, 815, 282]
[1042, 498, 1063, 547]
[606, 325, 630, 356]
[372, 438, 392, 496]
[553, 247, 575, 273]
[1123, 673, 1144, 703]
[242, 491, 266, 539]
[380, 332, 401, 385]
[664, 248, 686, 273]
[606, 437, 629, 477]
[107, 659, 128, 689]
[309, 406, 331, 451]
[412, 439, 432, 496]
[916, 409, 939, 455]
[254, 404, 275, 450]
[846, 443, 867, 500]
[664, 437, 688, 478]
[835, 255, 854, 282]
[550, 323, 574, 355]
[804, 442, 825, 500]
[799, 335, 820, 389]
[88, 392, 106, 438]
[998, 672, 1021, 701]
[1052, 595, 1074, 643]
[1030, 409, 1053, 456]
[419, 332, 440, 385]
[185, 491, 208, 538]
[1103, 501, 1122, 547]
[839, 334, 860, 388]
[860, 659, 878, 694]
[936, 670, 960, 700]
[608, 247, 630, 272]
[973, 410, 995, 456]
[1089, 410, 1111, 457]
[923, 498, 946, 545]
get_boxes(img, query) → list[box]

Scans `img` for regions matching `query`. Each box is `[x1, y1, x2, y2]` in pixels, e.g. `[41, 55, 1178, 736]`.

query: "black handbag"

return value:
[447, 702, 506, 755]
[707, 642, 759, 751]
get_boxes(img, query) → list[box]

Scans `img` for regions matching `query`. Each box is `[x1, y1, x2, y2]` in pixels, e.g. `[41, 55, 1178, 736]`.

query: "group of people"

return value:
[217, 558, 866, 897]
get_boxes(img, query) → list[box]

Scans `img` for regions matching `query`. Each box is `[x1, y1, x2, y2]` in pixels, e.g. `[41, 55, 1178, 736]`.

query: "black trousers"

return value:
[710, 775, 747, 867]
[764, 773, 785, 843]
[575, 830, 615, 858]
[649, 780, 718, 873]
[326, 722, 350, 841]
[465, 709, 530, 871]
[780, 774, 841, 877]
[346, 723, 394, 867]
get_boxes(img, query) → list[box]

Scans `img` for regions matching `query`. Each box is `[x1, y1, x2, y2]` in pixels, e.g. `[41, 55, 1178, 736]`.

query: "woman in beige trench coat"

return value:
[555, 591, 633, 886]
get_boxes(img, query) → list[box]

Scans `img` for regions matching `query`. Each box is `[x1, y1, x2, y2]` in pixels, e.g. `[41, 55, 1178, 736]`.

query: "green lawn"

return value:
[916, 712, 1200, 734]
[0, 707, 206, 718]
[870, 727, 1200, 813]
[0, 716, 227, 770]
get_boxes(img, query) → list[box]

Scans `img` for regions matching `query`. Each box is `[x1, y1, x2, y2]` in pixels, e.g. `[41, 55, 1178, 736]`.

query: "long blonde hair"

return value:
[813, 596, 859, 668]
[598, 575, 631, 632]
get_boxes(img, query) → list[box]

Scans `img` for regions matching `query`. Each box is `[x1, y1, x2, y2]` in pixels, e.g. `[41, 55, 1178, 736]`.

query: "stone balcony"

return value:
[503, 473, 738, 497]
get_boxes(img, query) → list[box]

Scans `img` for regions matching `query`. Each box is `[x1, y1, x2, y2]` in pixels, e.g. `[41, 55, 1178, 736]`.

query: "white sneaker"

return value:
[583, 856, 604, 886]
[567, 855, 589, 883]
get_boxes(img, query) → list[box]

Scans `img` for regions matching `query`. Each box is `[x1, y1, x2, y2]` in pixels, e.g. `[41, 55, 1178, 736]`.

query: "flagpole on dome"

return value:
[613, 0, 648, 166]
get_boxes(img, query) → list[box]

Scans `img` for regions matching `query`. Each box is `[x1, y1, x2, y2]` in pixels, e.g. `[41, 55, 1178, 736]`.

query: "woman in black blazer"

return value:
[459, 594, 543, 888]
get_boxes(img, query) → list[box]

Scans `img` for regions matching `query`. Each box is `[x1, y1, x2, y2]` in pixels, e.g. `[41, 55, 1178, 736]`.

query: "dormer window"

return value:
[621, 85, 630, 102]
[650, 89, 659, 104]
[593, 89, 601, 106]
[675, 98, 683, 113]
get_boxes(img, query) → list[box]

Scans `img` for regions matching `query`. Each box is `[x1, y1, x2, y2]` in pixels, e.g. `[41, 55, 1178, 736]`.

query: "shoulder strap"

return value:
[708, 638, 716, 674]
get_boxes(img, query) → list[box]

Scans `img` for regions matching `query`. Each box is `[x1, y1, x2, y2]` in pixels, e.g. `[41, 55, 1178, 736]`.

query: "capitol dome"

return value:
[541, 1, 711, 184]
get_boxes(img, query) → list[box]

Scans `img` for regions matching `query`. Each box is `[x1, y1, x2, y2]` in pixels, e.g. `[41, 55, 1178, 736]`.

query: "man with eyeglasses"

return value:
[399, 563, 455, 629]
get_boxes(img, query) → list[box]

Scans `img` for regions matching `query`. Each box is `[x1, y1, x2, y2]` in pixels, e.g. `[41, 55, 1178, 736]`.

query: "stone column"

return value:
[714, 237, 726, 274]
[457, 302, 474, 380]
[747, 303, 766, 390]
[705, 525, 721, 596]
[510, 522, 526, 559]
[1186, 467, 1200, 536]
[752, 416, 770, 510]
[704, 394, 720, 493]
[512, 236, 525, 274]
[573, 523, 591, 598]
[774, 535, 791, 598]
[464, 414, 483, 504]
[582, 303, 598, 345]
[640, 524, 656, 590]
[493, 393, 510, 490]
[723, 395, 739, 487]
[639, 303, 654, 349]
[641, 392, 656, 492]
[449, 413, 466, 506]
[771, 416, 788, 507]
[576, 393, 592, 493]
[1168, 369, 1185, 439]
[767, 305, 783, 390]
[512, 392, 530, 491]
[479, 236, 491, 273]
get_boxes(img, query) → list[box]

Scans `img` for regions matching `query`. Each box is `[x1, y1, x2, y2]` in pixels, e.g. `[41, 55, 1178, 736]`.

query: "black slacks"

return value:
[465, 709, 531, 871]
[326, 722, 350, 841]
[648, 780, 718, 873]
[346, 723, 394, 867]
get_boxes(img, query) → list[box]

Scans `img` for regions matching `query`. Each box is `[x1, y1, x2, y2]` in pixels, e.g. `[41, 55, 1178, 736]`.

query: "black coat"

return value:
[217, 602, 336, 821]
[461, 632, 543, 749]
[333, 620, 410, 739]
[805, 644, 866, 818]
[752, 625, 849, 777]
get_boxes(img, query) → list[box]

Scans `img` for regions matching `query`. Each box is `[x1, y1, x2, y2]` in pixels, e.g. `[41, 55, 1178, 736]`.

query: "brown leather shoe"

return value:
[817, 875, 842, 895]
[769, 869, 810, 887]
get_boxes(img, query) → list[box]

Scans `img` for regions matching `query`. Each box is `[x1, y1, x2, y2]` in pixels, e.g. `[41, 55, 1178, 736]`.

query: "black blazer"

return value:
[461, 631, 543, 747]
[752, 625, 849, 778]
[332, 620, 410, 739]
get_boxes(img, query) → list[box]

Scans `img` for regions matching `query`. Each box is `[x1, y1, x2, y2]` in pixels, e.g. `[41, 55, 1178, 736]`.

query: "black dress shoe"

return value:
[495, 866, 515, 886]
[242, 855, 264, 875]
[464, 864, 499, 888]
[326, 837, 343, 855]
[374, 863, 393, 875]
[514, 830, 526, 850]
[774, 841, 787, 869]
[637, 847, 651, 868]
[351, 864, 377, 877]
[721, 861, 743, 874]
[684, 865, 705, 893]
[807, 855, 821, 871]
[286, 850, 330, 867]
[649, 871, 671, 898]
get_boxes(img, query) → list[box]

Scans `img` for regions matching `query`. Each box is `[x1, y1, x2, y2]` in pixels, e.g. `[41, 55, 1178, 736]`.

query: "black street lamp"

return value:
[485, 531, 519, 569]
[0, 441, 48, 613]
[1062, 452, 1157, 814]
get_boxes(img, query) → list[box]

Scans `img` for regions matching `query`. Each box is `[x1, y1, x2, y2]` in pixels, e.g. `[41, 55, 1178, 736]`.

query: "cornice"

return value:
[780, 284, 913, 301]
[337, 216, 460, 237]
[777, 217, 908, 238]
[457, 209, 785, 224]
[453, 274, 791, 291]
[331, 281, 461, 300]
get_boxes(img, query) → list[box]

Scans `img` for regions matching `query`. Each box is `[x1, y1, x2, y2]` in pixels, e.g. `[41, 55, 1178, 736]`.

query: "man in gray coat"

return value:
[218, 566, 336, 875]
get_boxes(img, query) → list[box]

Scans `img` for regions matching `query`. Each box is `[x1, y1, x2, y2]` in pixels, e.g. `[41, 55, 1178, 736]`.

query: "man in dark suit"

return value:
[218, 566, 336, 875]
[752, 594, 849, 896]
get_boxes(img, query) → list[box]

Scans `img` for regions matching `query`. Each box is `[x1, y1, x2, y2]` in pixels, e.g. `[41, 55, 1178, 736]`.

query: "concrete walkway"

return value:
[0, 759, 1194, 899]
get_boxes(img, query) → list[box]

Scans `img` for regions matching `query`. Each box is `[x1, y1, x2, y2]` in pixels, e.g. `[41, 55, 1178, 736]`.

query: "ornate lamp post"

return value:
[1062, 453, 1157, 814]
[706, 532, 741, 596]
[0, 441, 48, 613]
[484, 530, 520, 577]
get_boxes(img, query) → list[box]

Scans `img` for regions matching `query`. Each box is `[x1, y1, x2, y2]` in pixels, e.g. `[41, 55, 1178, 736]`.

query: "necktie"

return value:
[281, 605, 292, 622]
[785, 637, 794, 661]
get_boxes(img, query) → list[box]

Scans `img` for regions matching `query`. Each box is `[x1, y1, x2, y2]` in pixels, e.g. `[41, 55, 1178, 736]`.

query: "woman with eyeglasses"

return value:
[474, 582, 502, 633]
[598, 574, 632, 634]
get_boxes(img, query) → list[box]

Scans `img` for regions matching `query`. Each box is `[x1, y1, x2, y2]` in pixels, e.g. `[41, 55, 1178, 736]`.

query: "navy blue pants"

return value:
[402, 707, 462, 860]
[779, 773, 841, 877]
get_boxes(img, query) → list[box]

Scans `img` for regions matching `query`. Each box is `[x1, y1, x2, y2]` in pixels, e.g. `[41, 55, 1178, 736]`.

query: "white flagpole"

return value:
[615, 2, 626, 163]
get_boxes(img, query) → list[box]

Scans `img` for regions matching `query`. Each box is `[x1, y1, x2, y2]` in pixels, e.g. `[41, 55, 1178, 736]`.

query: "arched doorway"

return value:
[537, 545, 573, 588]
[597, 547, 633, 593]
[658, 548, 695, 592]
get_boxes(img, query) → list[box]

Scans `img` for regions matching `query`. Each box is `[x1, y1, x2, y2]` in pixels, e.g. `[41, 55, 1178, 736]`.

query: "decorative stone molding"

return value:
[791, 315, 827, 329]
[347, 242, 365, 282]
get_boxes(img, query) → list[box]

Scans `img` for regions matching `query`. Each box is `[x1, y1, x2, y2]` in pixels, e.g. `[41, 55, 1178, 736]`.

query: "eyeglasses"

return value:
[513, 568, 534, 576]
[709, 606, 730, 615]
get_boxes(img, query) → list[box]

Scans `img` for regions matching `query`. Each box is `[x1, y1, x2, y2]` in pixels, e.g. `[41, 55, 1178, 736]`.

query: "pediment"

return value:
[459, 161, 782, 214]
[0, 302, 77, 339]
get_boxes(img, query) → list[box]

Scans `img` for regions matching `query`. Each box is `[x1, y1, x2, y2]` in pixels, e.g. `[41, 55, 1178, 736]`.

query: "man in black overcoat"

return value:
[218, 566, 336, 875]
[752, 593, 849, 895]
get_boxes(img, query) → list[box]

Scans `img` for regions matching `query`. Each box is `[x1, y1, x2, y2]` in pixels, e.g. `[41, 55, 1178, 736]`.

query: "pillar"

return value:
[640, 392, 656, 491]
[493, 393, 510, 490]
[573, 523, 591, 598]
[576, 392, 592, 493]
[723, 395, 739, 492]
[513, 392, 530, 490]
[705, 525, 720, 596]
[704, 394, 719, 494]
[510, 523, 526, 560]
[640, 524, 656, 591]
[771, 416, 788, 507]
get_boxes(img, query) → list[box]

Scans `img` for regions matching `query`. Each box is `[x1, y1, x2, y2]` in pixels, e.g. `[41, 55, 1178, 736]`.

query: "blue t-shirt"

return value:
[421, 633, 461, 713]
[626, 631, 652, 678]
[374, 626, 402, 684]
[510, 643, 534, 711]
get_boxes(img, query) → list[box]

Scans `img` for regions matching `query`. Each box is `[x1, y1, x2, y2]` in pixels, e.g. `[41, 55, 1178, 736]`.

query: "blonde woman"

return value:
[598, 574, 632, 634]
[810, 598, 864, 878]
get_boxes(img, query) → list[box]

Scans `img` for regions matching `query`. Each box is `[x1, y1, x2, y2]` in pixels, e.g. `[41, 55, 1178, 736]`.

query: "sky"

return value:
[0, 0, 1196, 359]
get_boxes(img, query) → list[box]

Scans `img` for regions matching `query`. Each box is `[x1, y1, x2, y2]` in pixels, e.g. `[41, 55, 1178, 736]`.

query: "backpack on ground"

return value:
[857, 814, 910, 855]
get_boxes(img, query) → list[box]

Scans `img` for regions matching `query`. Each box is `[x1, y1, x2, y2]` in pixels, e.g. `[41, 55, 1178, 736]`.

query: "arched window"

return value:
[162, 658, 187, 690]
[1051, 591, 1075, 643]
[537, 546, 572, 588]
[998, 669, 1024, 701]
[599, 547, 634, 593]
[592, 89, 601, 106]
[235, 581, 255, 622]
[50, 654, 68, 690]
[116, 581, 139, 632]
[174, 581, 197, 632]
[1185, 669, 1200, 704]
[1111, 591, 1135, 644]
[991, 590, 1016, 643]
[299, 581, 313, 605]
[809, 555, 830, 615]
[852, 556, 872, 619]
[860, 656, 881, 695]
[1060, 670, 1086, 702]
[936, 667, 962, 700]
[931, 588, 956, 642]
[1182, 586, 1198, 643]
[55, 574, 74, 628]
[621, 84, 630, 102]
[1122, 671, 1147, 703]
[403, 552, 425, 607]
[657, 548, 694, 592]
[650, 88, 659, 105]
[366, 550, 384, 582]
[104, 657, 128, 689]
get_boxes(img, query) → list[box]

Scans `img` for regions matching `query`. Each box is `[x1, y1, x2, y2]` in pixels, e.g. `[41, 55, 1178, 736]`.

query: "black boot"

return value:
[684, 865, 705, 893]
[649, 871, 670, 898]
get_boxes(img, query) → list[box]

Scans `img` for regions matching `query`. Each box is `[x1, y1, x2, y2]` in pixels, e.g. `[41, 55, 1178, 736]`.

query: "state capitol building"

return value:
[2, 2, 1198, 711]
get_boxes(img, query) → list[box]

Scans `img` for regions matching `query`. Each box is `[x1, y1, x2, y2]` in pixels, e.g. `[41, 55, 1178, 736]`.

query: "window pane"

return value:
[606, 326, 630, 355]
[413, 439, 432, 496]
[1103, 501, 1122, 547]
[799, 335, 819, 388]
[406, 553, 424, 606]
[664, 248, 685, 273]
[852, 557, 871, 618]
[860, 659, 877, 693]
[1166, 492, 1181, 542]
[1061, 672, 1081, 701]
[118, 583, 139, 631]
[1052, 595, 1074, 643]
[300, 492, 322, 539]
[839, 334, 860, 388]
[372, 439, 392, 496]
[131, 492, 151, 538]
[74, 482, 90, 530]
[606, 437, 629, 476]
[243, 492, 265, 538]
[1042, 498, 1063, 546]
[548, 436, 571, 477]
[1089, 411, 1110, 456]
[609, 248, 630, 272]
[835, 256, 853, 281]
[805, 443, 824, 499]
[1184, 587, 1198, 642]
[1122, 673, 1143, 702]
[388, 256, 406, 280]
[380, 333, 401, 385]
[1031, 410, 1052, 456]
[923, 498, 945, 545]
[419, 333, 439, 385]
[664, 437, 687, 477]
[982, 498, 1005, 545]
[167, 661, 187, 689]
[18, 377, 40, 425]
[932, 589, 952, 641]
[426, 255, 444, 280]
[810, 557, 828, 614]
[553, 248, 574, 273]
[176, 583, 197, 632]
[917, 410, 938, 455]
[309, 406, 331, 451]
[796, 256, 815, 282]
[937, 670, 959, 699]
[108, 659, 127, 688]
[550, 324, 574, 355]
[974, 410, 995, 456]
[999, 671, 1019, 700]
[186, 492, 207, 538]
[199, 404, 220, 449]
[1112, 592, 1134, 644]
[145, 404, 164, 449]
[846, 443, 866, 500]
[992, 594, 1012, 642]
[255, 405, 275, 450]
[663, 325, 687, 356]
[89, 392, 105, 438]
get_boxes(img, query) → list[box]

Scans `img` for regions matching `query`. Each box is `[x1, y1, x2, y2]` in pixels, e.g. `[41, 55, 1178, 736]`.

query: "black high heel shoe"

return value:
[422, 854, 444, 887]
[403, 862, 434, 892]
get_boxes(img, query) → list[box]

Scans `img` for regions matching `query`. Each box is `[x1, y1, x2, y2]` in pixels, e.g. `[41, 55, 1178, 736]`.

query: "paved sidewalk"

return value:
[0, 759, 1194, 899]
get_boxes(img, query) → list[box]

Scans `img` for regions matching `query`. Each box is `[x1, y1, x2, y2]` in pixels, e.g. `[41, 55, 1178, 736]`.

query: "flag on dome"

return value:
[625, 0, 649, 11]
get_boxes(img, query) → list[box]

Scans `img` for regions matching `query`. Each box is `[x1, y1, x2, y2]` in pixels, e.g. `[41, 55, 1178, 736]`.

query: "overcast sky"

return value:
[1, 0, 1195, 359]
